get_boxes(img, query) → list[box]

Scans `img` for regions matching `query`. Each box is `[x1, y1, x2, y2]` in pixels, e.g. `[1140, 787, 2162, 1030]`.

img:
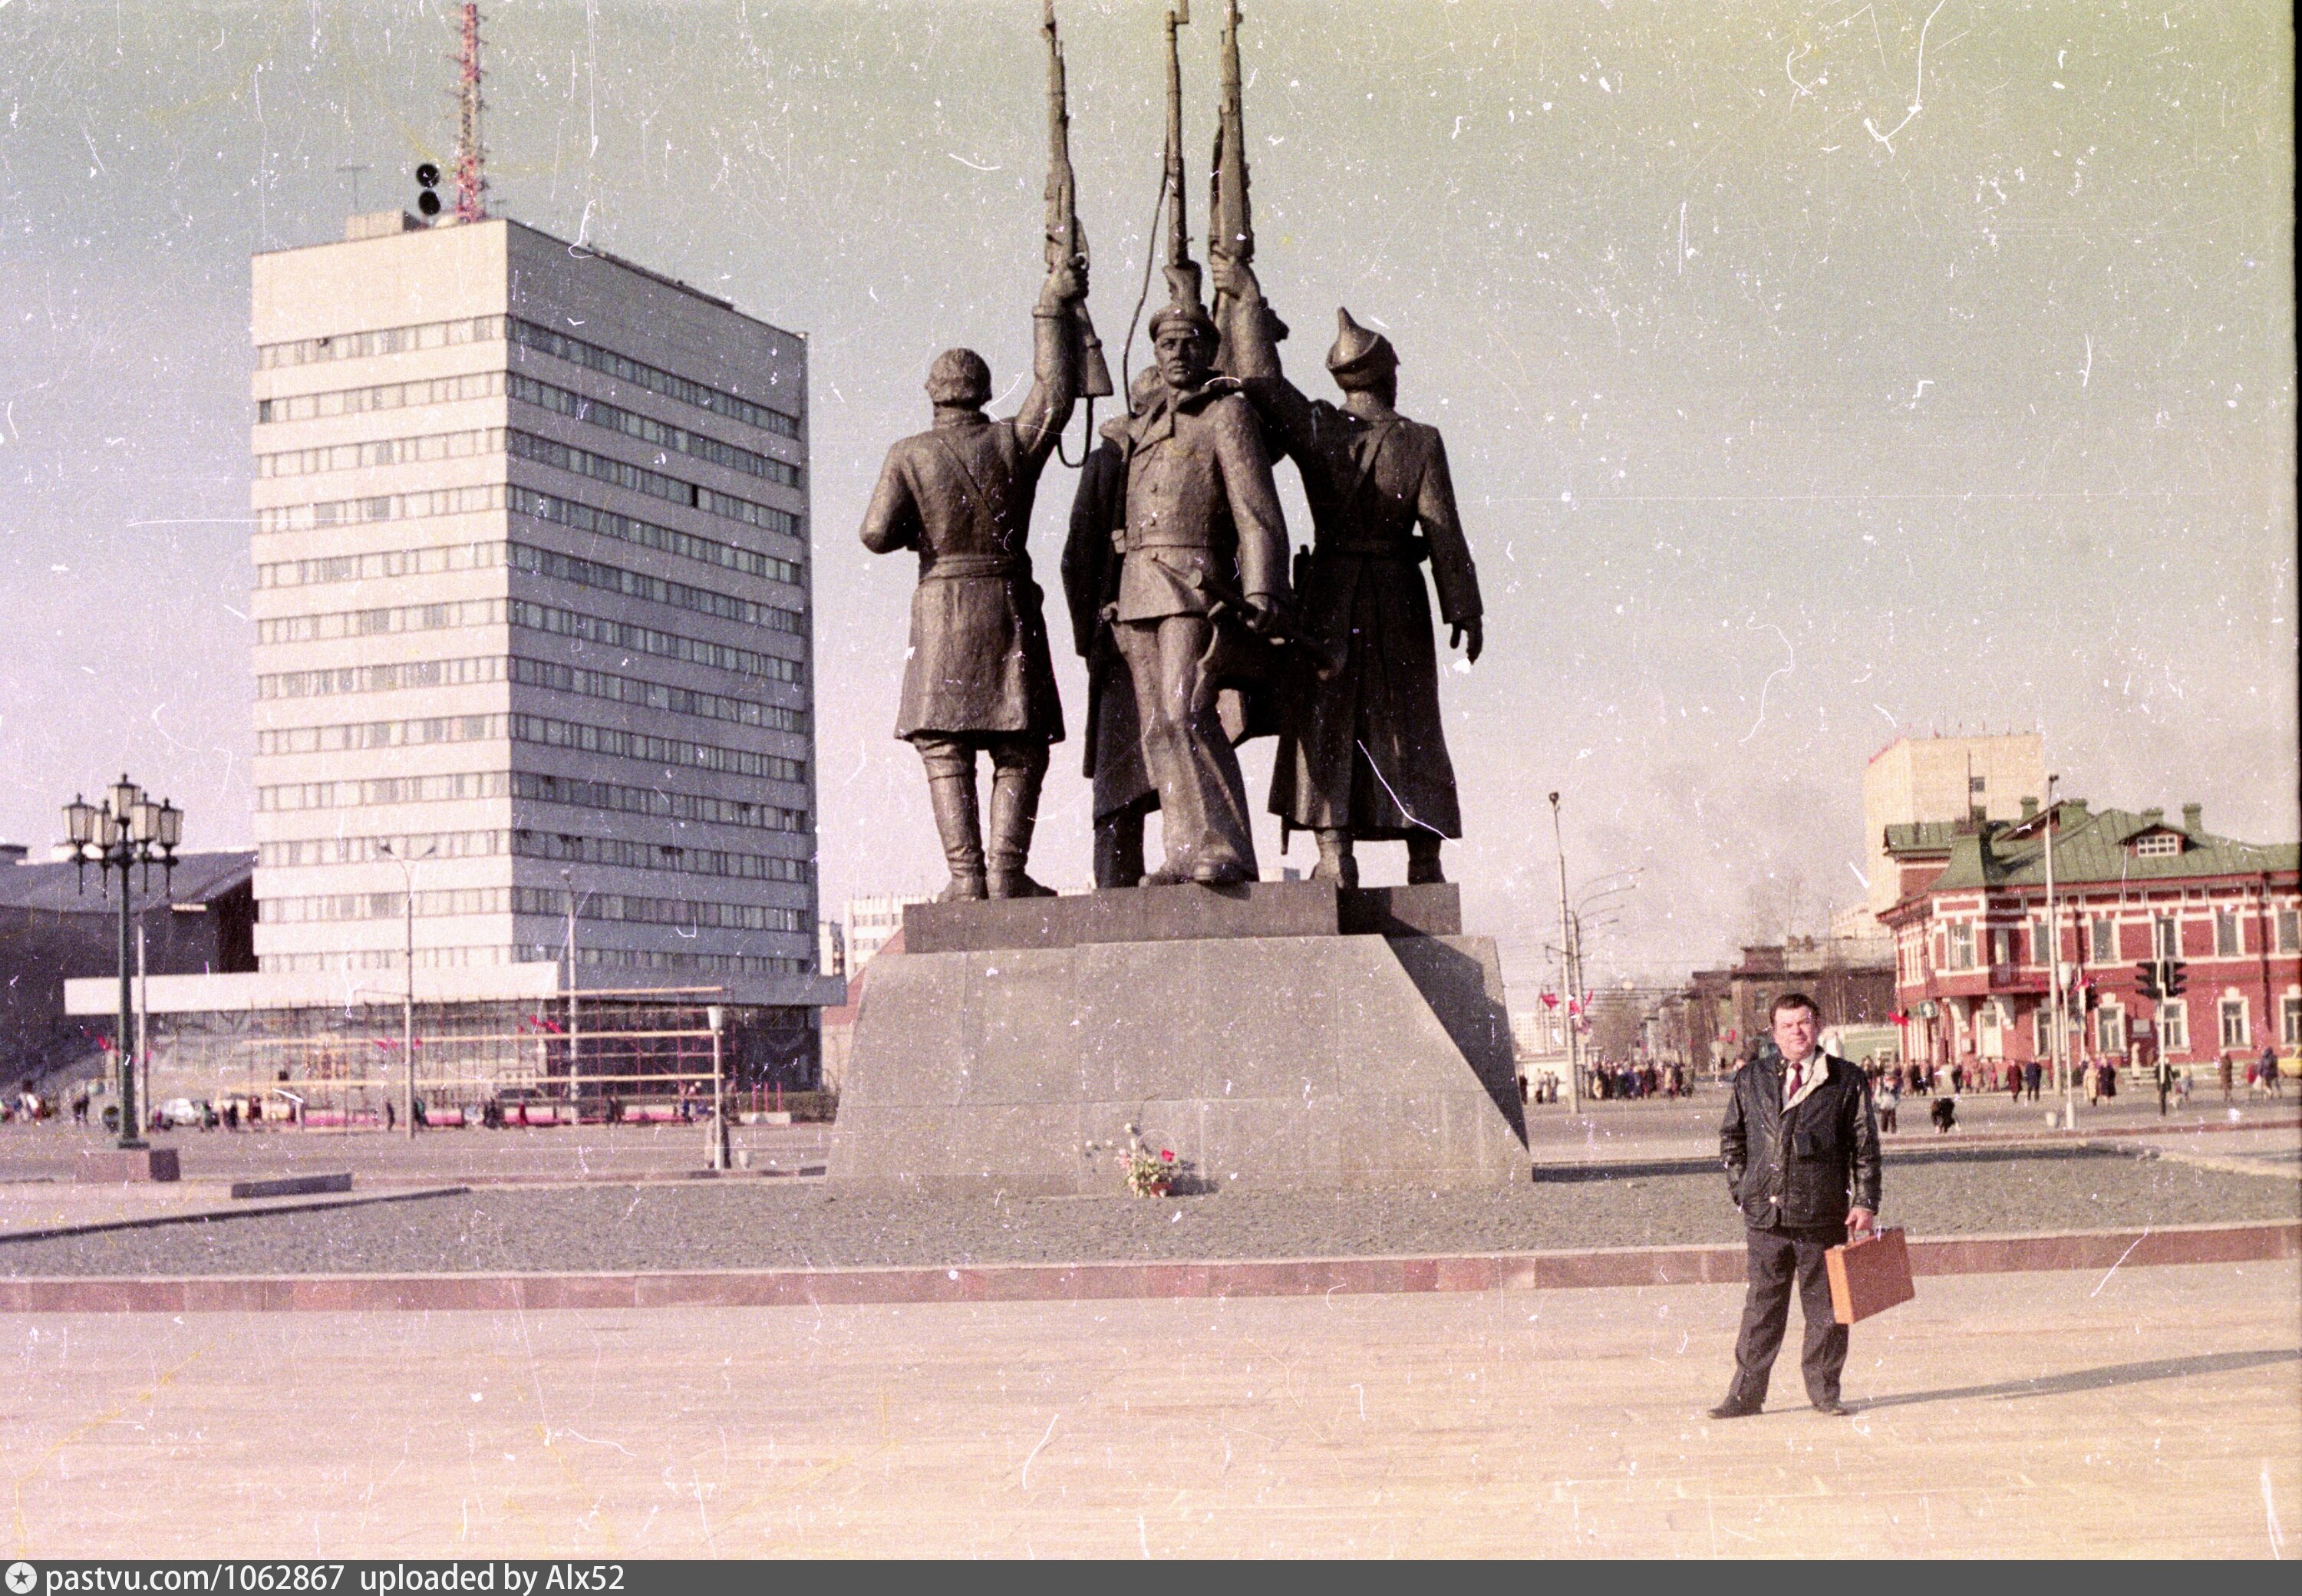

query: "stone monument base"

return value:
[829, 882, 1527, 1195]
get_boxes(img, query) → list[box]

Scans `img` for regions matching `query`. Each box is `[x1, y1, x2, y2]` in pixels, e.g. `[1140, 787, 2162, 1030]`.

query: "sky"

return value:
[0, 0, 2293, 996]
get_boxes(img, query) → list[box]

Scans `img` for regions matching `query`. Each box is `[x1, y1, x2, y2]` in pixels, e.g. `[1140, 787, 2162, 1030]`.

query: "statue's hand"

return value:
[1451, 617, 1484, 663]
[1209, 251, 1258, 304]
[1044, 258, 1087, 306]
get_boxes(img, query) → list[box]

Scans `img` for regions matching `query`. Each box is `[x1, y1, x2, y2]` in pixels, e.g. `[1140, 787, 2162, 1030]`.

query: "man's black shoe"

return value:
[1811, 1399, 1855, 1416]
[1707, 1400, 1763, 1420]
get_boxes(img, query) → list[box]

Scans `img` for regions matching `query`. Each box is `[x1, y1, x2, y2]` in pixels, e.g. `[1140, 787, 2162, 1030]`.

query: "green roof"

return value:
[1882, 819, 1964, 854]
[1922, 803, 2299, 893]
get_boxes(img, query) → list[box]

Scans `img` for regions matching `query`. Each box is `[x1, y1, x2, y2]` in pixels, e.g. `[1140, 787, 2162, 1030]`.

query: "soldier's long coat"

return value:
[1247, 386, 1482, 839]
[859, 411, 1064, 743]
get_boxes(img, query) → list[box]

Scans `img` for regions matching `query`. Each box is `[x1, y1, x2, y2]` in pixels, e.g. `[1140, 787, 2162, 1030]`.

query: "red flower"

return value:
[1159, 1148, 1176, 1163]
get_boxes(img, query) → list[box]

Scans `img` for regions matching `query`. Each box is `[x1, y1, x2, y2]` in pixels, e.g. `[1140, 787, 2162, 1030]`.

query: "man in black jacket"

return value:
[1712, 992, 1883, 1418]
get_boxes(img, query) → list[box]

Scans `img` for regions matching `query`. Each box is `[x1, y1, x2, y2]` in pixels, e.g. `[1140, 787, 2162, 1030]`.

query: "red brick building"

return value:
[1881, 800, 2300, 1073]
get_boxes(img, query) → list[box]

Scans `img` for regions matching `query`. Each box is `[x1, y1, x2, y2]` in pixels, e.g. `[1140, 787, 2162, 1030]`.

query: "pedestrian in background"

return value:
[2218, 1050, 2235, 1102]
[1878, 1073, 1901, 1134]
[1710, 992, 1882, 1420]
[2155, 1054, 2176, 1116]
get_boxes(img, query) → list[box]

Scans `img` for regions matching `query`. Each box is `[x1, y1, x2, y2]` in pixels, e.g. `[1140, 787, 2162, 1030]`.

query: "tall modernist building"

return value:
[73, 211, 839, 1086]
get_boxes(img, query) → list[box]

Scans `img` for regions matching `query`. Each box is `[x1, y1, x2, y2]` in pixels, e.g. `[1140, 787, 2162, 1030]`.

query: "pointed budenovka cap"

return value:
[1326, 306, 1398, 376]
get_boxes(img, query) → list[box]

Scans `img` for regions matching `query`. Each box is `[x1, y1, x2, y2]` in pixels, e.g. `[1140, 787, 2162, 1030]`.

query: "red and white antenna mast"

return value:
[452, 3, 488, 222]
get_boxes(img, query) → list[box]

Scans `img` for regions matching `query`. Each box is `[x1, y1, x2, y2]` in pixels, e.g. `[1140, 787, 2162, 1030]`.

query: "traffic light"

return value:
[2135, 960, 2162, 1001]
[415, 161, 443, 218]
[2162, 959, 2187, 998]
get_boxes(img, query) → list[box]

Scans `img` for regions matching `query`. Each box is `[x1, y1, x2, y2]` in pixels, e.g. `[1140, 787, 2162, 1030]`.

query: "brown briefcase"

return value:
[1826, 1226, 1915, 1324]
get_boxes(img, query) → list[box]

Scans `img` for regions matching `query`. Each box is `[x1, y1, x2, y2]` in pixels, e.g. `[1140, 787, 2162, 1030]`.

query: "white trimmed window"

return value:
[2282, 996, 2302, 1047]
[1950, 922, 1975, 971]
[2219, 998, 2250, 1050]
[2277, 909, 2299, 954]
[2098, 1005, 2125, 1055]
[2215, 908, 2241, 957]
[2159, 1001, 2189, 1053]
[2090, 917, 2116, 961]
[2134, 832, 2182, 858]
[2155, 917, 2179, 959]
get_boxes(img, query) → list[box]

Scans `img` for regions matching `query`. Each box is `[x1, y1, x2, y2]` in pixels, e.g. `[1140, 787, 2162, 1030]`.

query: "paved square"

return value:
[4, 1259, 2294, 1556]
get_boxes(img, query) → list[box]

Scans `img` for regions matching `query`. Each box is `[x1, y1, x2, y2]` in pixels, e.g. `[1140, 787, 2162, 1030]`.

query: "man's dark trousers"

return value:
[1728, 1224, 1849, 1408]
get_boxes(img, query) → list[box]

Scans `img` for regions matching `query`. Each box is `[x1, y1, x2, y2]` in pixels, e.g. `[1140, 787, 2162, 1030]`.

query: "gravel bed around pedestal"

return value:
[2, 1148, 2293, 1278]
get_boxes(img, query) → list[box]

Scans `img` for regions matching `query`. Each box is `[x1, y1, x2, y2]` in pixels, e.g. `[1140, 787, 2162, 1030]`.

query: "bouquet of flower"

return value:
[1123, 1143, 1179, 1198]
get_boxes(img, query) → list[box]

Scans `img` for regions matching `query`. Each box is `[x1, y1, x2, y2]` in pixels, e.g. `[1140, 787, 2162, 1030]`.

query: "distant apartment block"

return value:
[70, 213, 840, 1087]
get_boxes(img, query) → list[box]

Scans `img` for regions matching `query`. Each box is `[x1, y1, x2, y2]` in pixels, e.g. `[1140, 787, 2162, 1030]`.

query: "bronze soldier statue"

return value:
[1213, 254, 1484, 886]
[1110, 299, 1293, 885]
[859, 259, 1087, 900]
[1060, 367, 1165, 889]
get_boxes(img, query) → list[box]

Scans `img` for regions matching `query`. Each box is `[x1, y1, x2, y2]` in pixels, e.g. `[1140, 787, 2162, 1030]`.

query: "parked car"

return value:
[155, 1097, 217, 1129]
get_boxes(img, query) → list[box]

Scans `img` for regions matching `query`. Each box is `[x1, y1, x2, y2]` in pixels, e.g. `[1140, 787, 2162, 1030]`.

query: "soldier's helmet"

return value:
[1147, 299, 1219, 348]
[1326, 307, 1399, 386]
[925, 348, 993, 407]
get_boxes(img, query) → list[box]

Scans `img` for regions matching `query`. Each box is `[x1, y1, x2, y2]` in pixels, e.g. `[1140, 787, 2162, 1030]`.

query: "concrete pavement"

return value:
[4, 1258, 2294, 1557]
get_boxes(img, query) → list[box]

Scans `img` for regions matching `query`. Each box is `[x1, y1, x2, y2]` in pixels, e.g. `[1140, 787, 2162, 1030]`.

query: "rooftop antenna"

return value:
[453, 2, 489, 223]
[335, 161, 371, 214]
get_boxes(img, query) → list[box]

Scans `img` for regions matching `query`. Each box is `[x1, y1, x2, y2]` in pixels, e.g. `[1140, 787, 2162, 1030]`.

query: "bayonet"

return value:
[1044, 1, 1113, 398]
[1162, 1, 1201, 310]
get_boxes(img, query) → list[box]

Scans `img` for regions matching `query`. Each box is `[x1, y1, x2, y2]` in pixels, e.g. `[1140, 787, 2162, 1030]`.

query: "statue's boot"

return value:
[928, 770, 988, 902]
[987, 749, 1057, 899]
[1092, 803, 1149, 892]
[1311, 828, 1360, 889]
[1406, 832, 1447, 885]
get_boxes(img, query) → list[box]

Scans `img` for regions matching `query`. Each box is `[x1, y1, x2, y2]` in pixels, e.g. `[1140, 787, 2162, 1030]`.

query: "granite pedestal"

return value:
[829, 882, 1528, 1195]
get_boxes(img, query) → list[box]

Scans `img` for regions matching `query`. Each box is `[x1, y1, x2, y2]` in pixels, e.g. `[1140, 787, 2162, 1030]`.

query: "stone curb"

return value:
[0, 1185, 471, 1246]
[0, 1219, 2290, 1315]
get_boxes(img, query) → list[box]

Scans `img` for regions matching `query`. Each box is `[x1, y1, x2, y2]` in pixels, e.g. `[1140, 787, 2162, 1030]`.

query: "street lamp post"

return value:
[61, 778, 181, 1150]
[1549, 792, 1581, 1116]
[2044, 773, 2075, 1131]
[707, 1004, 729, 1172]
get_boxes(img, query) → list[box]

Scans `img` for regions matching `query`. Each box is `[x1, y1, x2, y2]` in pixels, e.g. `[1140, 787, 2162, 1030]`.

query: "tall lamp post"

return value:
[1549, 792, 1581, 1116]
[2043, 773, 2076, 1131]
[706, 1004, 730, 1172]
[61, 777, 182, 1150]
[376, 839, 434, 1138]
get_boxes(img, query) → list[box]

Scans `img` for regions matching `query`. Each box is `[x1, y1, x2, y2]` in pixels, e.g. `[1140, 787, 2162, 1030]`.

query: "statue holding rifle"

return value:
[858, 16, 1105, 901]
[1208, 2, 1484, 887]
[1103, 0, 1294, 886]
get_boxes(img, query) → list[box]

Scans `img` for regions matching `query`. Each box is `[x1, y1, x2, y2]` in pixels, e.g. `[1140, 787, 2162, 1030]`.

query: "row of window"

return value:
[506, 316, 800, 438]
[505, 542, 804, 635]
[256, 652, 807, 737]
[260, 826, 812, 885]
[259, 538, 808, 638]
[259, 539, 497, 589]
[506, 430, 795, 538]
[506, 598, 806, 685]
[1915, 907, 2302, 976]
[256, 313, 506, 370]
[510, 770, 808, 835]
[509, 655, 806, 734]
[262, 944, 812, 976]
[256, 709, 808, 786]
[257, 483, 502, 536]
[257, 369, 501, 424]
[255, 594, 807, 687]
[511, 713, 807, 785]
[261, 885, 809, 935]
[509, 486, 800, 582]
[507, 372, 800, 488]
[256, 768, 809, 834]
[258, 427, 503, 480]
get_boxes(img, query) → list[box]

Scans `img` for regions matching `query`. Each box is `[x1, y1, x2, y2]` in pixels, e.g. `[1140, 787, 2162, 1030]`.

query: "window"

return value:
[2033, 1007, 2054, 1055]
[2215, 908, 2241, 957]
[2155, 917, 2179, 958]
[2159, 1001, 2188, 1053]
[2280, 909, 2300, 953]
[2219, 999, 2249, 1049]
[1949, 923, 1974, 971]
[2133, 832, 2182, 857]
[1990, 928, 2013, 968]
[2097, 1006, 2125, 1055]
[1969, 777, 1987, 794]
[2090, 917, 2116, 962]
[2283, 996, 2302, 1047]
[2030, 917, 2049, 966]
